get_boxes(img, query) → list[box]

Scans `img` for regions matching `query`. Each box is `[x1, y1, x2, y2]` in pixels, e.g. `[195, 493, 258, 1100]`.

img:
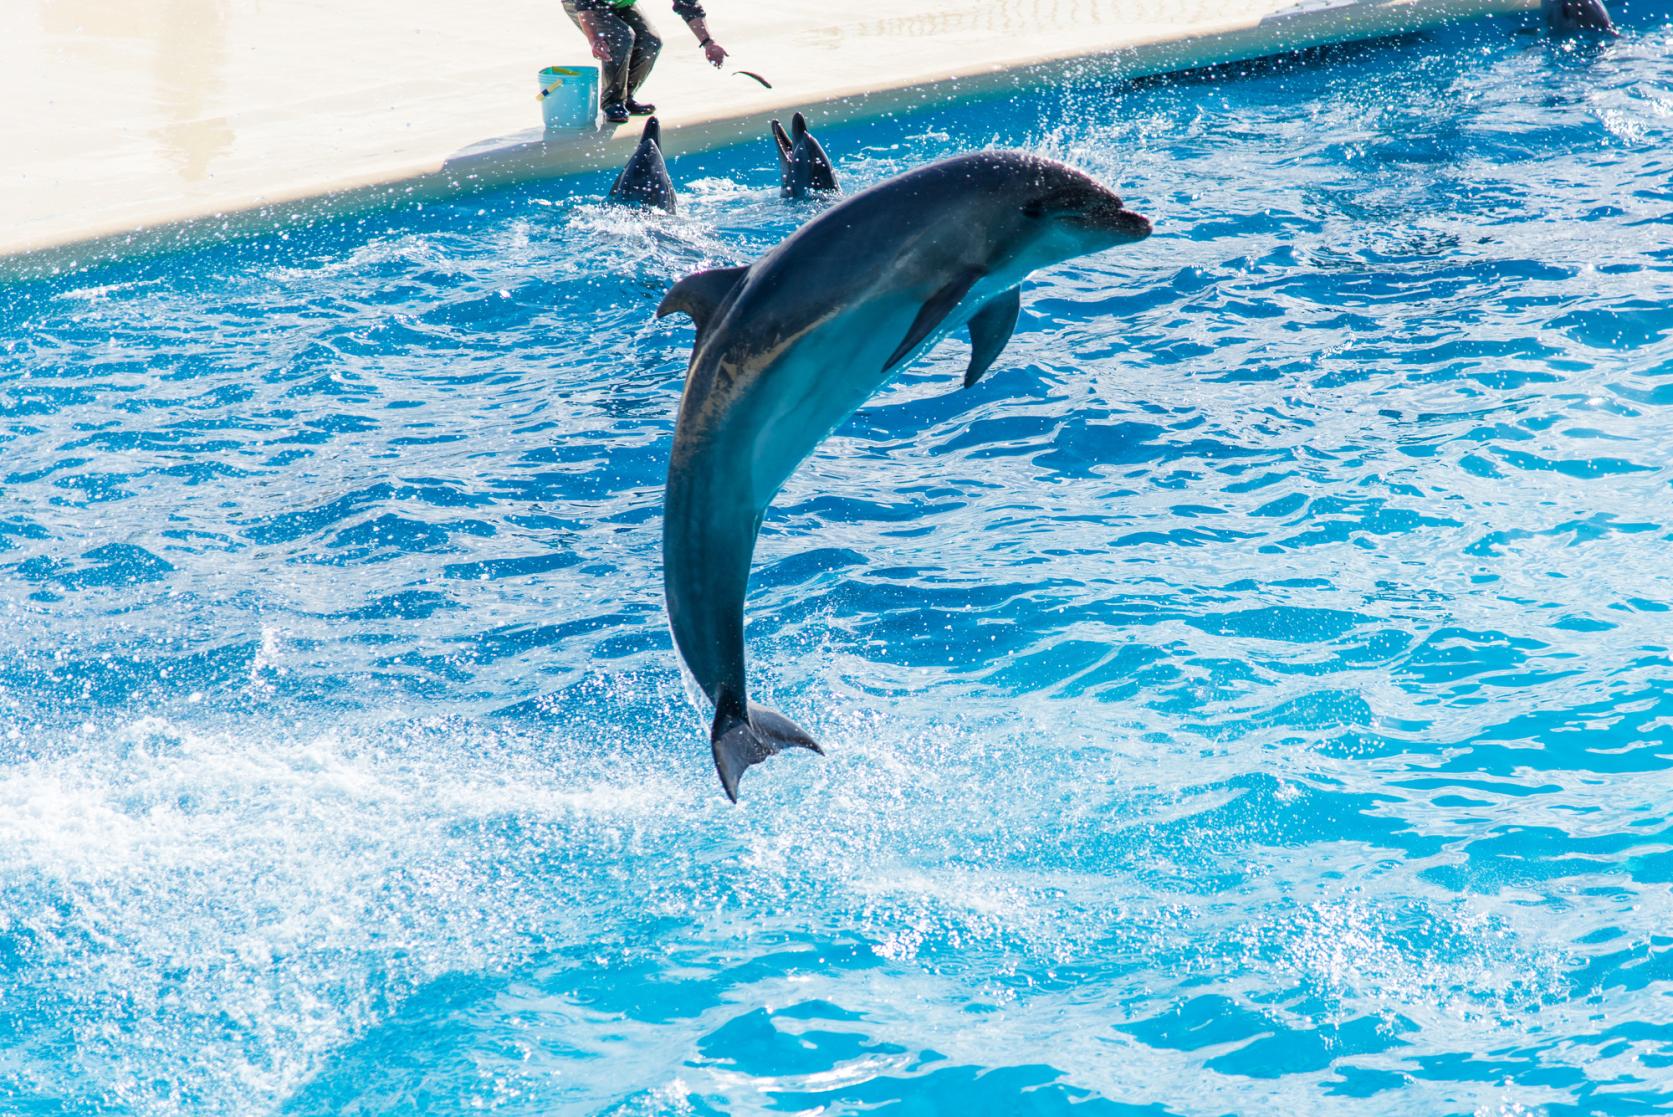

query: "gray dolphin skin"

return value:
[656, 151, 1152, 801]
[608, 117, 677, 212]
[770, 112, 840, 199]
[1543, 0, 1618, 35]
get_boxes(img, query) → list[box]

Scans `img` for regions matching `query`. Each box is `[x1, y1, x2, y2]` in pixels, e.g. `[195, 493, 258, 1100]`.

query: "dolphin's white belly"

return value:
[723, 274, 1017, 507]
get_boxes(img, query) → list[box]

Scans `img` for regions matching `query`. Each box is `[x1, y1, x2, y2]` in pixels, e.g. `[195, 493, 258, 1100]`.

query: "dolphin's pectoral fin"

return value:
[658, 265, 751, 345]
[964, 286, 1021, 389]
[711, 702, 823, 802]
[885, 269, 983, 372]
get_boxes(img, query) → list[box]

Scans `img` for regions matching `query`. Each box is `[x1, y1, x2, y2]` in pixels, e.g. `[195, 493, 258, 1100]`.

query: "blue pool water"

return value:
[4, 11, 1673, 1115]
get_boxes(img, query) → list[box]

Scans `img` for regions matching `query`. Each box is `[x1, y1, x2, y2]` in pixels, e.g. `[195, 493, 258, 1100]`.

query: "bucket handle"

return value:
[537, 67, 588, 101]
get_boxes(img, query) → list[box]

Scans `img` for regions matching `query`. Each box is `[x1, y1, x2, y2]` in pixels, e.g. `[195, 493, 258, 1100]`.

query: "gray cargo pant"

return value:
[561, 1, 663, 107]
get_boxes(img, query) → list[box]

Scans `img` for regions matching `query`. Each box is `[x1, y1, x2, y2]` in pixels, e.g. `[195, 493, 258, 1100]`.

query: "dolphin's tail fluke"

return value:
[711, 702, 823, 802]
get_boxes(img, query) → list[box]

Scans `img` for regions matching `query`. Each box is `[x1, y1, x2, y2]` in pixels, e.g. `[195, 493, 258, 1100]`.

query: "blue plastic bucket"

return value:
[538, 65, 599, 131]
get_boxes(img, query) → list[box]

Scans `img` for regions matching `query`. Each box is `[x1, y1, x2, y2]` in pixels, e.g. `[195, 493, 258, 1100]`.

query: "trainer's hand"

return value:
[590, 37, 612, 63]
[703, 39, 727, 67]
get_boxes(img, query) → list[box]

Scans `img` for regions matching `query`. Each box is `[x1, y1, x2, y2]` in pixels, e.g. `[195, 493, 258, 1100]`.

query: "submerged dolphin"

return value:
[1543, 0, 1617, 35]
[608, 117, 677, 212]
[657, 151, 1152, 800]
[770, 112, 840, 199]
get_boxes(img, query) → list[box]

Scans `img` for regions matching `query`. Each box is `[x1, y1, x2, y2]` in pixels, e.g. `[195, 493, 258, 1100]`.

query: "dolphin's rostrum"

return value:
[771, 112, 840, 199]
[608, 117, 677, 212]
[657, 151, 1152, 801]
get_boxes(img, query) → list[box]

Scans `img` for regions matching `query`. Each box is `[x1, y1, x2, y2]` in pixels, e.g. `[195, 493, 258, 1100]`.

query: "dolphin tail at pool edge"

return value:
[712, 700, 823, 803]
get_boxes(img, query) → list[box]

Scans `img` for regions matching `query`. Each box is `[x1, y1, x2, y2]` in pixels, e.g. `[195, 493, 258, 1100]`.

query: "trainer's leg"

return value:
[562, 0, 635, 106]
[617, 5, 662, 101]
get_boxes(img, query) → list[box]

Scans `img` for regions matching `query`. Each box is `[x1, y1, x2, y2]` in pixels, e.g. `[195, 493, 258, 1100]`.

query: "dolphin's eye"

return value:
[1022, 185, 1099, 220]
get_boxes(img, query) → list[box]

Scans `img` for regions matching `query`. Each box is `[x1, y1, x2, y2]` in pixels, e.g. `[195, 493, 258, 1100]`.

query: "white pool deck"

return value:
[2, 0, 1535, 278]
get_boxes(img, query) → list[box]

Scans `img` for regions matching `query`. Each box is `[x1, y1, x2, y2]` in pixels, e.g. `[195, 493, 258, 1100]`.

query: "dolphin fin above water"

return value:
[658, 265, 750, 345]
[885, 269, 984, 371]
[712, 701, 824, 803]
[885, 273, 1026, 386]
[965, 287, 1022, 389]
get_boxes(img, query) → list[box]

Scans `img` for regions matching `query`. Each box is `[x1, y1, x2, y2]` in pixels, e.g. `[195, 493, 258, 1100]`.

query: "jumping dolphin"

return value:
[656, 151, 1152, 800]
[1543, 0, 1617, 35]
[608, 117, 677, 212]
[770, 112, 840, 199]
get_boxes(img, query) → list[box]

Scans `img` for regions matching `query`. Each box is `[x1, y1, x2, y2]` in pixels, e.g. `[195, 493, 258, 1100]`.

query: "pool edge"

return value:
[0, 0, 1537, 286]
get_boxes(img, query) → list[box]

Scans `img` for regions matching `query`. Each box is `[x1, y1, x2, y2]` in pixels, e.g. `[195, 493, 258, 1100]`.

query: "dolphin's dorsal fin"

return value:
[964, 287, 1021, 389]
[884, 269, 981, 372]
[657, 265, 750, 344]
